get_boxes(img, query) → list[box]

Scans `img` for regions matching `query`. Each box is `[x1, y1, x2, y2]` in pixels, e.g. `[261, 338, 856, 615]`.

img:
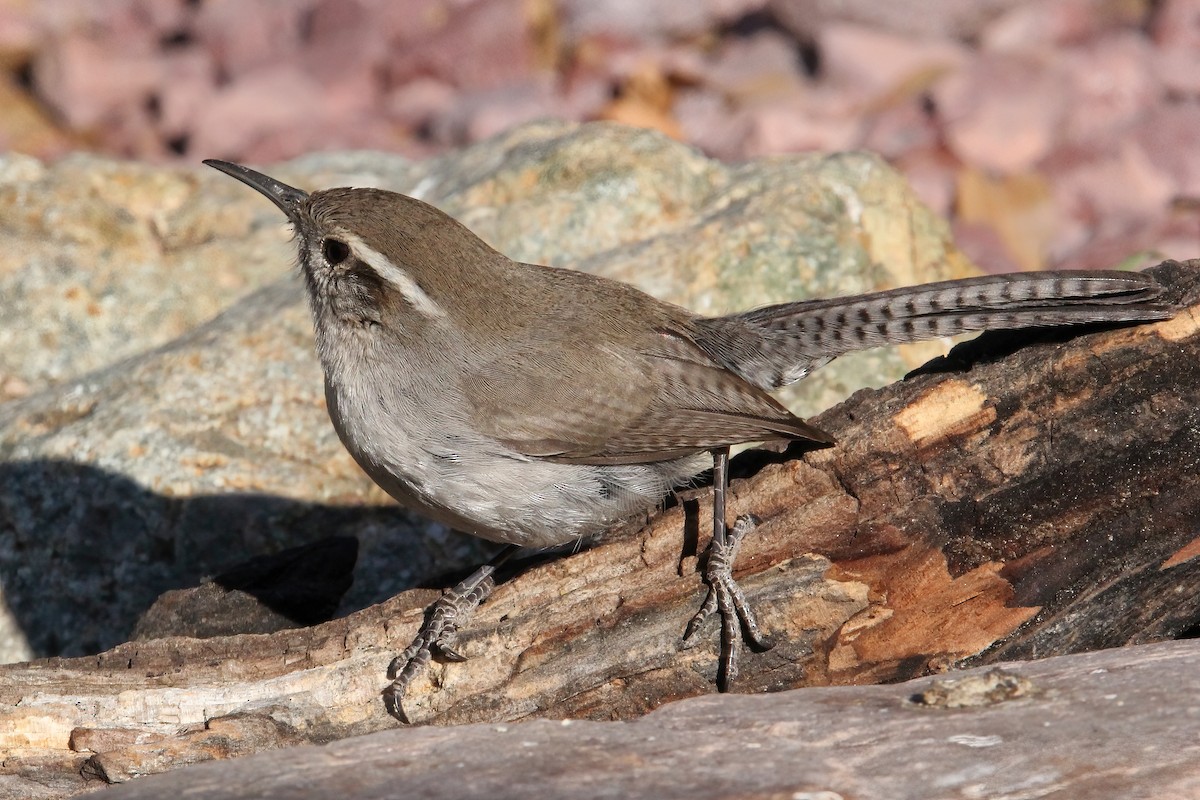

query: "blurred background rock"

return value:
[0, 0, 1196, 275]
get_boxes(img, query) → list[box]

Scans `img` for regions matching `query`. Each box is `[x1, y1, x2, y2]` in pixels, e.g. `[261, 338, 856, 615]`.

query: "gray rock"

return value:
[0, 150, 418, 401]
[97, 640, 1200, 800]
[131, 535, 359, 640]
[0, 120, 976, 661]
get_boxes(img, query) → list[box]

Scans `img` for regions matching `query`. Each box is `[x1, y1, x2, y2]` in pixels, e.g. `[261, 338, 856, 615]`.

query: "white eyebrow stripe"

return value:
[342, 233, 446, 320]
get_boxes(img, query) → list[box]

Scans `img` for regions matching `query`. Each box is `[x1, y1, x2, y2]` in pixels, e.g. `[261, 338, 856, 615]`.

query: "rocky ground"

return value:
[0, 0, 1196, 278]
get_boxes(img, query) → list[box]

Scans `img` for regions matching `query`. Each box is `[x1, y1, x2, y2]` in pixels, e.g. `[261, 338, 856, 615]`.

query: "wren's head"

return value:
[203, 160, 505, 342]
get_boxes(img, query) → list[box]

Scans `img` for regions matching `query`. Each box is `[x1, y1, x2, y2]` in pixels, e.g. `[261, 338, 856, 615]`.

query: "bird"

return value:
[204, 158, 1174, 719]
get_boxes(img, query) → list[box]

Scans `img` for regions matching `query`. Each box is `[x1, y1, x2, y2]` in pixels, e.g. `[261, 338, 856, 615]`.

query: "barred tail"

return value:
[705, 271, 1173, 389]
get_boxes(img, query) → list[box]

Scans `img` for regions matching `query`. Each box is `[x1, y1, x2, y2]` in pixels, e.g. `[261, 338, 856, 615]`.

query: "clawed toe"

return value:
[383, 562, 499, 721]
[682, 513, 772, 689]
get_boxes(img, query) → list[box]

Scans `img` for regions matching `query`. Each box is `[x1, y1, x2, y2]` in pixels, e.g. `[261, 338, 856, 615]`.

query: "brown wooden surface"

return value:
[3, 259, 1199, 799]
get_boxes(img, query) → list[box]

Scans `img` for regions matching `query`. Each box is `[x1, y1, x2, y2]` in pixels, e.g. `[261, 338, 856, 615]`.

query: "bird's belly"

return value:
[325, 380, 707, 548]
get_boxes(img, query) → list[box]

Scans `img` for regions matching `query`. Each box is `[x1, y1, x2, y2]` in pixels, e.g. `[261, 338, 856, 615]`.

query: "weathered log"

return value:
[3, 259, 1198, 798]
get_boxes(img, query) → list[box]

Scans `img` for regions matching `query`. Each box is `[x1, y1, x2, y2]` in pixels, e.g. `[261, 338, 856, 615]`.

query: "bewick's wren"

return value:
[204, 159, 1172, 718]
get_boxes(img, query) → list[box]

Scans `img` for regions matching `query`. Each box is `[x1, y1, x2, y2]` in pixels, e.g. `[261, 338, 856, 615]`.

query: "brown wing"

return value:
[463, 324, 833, 465]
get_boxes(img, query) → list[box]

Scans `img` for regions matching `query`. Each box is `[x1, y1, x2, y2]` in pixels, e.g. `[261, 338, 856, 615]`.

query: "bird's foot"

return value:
[383, 563, 497, 722]
[682, 514, 773, 689]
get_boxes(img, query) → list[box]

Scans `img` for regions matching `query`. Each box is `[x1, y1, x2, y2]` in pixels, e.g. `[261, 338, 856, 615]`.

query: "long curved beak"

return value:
[202, 159, 309, 224]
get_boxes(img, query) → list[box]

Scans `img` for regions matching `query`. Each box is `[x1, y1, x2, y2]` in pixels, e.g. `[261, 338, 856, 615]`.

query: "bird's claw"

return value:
[383, 566, 496, 721]
[682, 514, 773, 689]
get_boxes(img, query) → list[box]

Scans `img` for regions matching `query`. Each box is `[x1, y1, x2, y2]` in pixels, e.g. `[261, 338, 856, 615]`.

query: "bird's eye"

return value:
[322, 238, 350, 265]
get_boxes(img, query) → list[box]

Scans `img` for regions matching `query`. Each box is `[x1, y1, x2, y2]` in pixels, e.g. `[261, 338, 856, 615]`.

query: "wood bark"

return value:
[4, 259, 1199, 798]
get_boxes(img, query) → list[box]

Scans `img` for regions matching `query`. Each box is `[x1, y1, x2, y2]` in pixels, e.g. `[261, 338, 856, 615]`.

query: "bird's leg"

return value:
[384, 544, 518, 721]
[682, 447, 772, 689]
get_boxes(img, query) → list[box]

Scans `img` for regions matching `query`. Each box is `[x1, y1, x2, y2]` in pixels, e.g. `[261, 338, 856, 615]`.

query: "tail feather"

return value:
[701, 271, 1173, 390]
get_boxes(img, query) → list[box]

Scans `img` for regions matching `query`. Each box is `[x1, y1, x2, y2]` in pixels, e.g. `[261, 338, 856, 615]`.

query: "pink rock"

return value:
[156, 50, 220, 143]
[769, 0, 1025, 41]
[386, 0, 540, 92]
[597, 40, 711, 89]
[33, 33, 163, 130]
[303, 0, 400, 89]
[194, 0, 316, 80]
[1153, 47, 1200, 96]
[198, 0, 447, 87]
[244, 114, 413, 164]
[354, 0, 452, 47]
[1051, 200, 1190, 272]
[951, 220, 1024, 275]
[1049, 222, 1168, 271]
[701, 30, 804, 104]
[861, 98, 941, 160]
[189, 65, 327, 159]
[652, 44, 711, 86]
[932, 52, 1069, 173]
[1134, 104, 1200, 199]
[741, 97, 862, 156]
[1150, 0, 1200, 95]
[129, 0, 194, 36]
[32, 0, 175, 46]
[982, 0, 1149, 51]
[307, 0, 373, 44]
[1046, 140, 1177, 263]
[1151, 0, 1200, 48]
[426, 79, 572, 147]
[0, 5, 41, 60]
[673, 88, 752, 161]
[1151, 207, 1200, 266]
[893, 148, 958, 218]
[461, 80, 562, 143]
[819, 23, 968, 98]
[385, 77, 458, 131]
[560, 72, 612, 121]
[1058, 32, 1160, 145]
[559, 0, 768, 41]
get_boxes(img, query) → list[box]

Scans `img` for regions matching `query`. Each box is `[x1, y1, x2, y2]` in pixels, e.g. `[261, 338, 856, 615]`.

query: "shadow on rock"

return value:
[0, 458, 484, 659]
